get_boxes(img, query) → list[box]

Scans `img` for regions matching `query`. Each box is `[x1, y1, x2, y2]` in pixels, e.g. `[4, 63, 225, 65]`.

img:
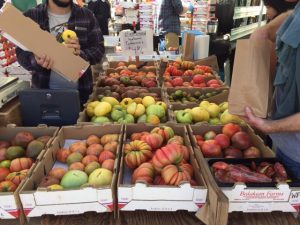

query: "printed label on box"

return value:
[223, 184, 291, 202]
[290, 190, 300, 204]
[245, 202, 272, 212]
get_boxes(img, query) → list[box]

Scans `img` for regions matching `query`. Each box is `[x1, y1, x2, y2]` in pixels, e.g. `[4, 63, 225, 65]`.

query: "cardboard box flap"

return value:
[0, 3, 89, 82]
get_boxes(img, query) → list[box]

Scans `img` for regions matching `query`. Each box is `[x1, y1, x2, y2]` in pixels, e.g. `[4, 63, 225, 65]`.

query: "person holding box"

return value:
[16, 0, 104, 106]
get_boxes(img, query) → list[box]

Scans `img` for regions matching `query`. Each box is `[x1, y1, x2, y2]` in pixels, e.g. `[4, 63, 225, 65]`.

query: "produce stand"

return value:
[0, 1, 299, 224]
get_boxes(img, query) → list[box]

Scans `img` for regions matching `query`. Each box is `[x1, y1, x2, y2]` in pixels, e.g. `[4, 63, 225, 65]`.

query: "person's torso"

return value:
[270, 3, 300, 160]
[24, 4, 94, 90]
[26, 4, 93, 52]
[158, 0, 181, 35]
[48, 10, 78, 89]
[270, 86, 300, 161]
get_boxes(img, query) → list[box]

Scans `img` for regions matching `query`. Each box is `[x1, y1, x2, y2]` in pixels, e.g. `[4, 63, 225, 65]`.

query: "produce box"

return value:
[118, 123, 207, 212]
[0, 125, 58, 220]
[163, 75, 225, 89]
[108, 61, 157, 69]
[88, 87, 165, 103]
[169, 91, 237, 125]
[158, 55, 220, 79]
[189, 123, 274, 159]
[188, 124, 300, 213]
[164, 87, 229, 108]
[208, 158, 300, 213]
[96, 68, 158, 88]
[78, 88, 170, 125]
[19, 125, 123, 218]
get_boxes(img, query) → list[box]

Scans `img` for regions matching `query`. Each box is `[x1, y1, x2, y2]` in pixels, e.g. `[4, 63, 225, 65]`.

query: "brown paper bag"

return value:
[228, 39, 273, 118]
[182, 33, 195, 61]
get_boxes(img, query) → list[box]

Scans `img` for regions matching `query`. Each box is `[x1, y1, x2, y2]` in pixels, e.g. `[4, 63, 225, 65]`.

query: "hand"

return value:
[250, 27, 269, 40]
[243, 107, 272, 133]
[65, 37, 81, 56]
[34, 54, 53, 69]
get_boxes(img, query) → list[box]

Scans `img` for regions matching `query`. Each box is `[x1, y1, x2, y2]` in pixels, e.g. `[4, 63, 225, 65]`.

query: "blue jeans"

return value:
[277, 149, 300, 179]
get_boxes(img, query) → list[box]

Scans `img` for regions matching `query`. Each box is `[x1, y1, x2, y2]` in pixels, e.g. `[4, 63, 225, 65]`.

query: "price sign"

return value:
[120, 29, 153, 56]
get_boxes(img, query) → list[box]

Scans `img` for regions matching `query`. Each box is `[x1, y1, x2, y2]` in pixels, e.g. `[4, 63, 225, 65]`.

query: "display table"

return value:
[0, 211, 299, 225]
[37, 211, 299, 225]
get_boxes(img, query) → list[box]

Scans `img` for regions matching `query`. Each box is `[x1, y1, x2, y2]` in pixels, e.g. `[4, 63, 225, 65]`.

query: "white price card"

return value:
[120, 29, 153, 56]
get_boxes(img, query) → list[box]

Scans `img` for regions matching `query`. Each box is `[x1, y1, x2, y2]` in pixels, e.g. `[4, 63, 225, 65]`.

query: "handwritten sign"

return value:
[120, 29, 153, 56]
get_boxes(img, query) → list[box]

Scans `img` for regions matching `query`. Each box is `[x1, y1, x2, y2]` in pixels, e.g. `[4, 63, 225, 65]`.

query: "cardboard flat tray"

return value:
[96, 68, 159, 88]
[165, 87, 229, 108]
[188, 124, 300, 213]
[19, 125, 123, 218]
[77, 88, 170, 125]
[117, 123, 207, 212]
[207, 158, 300, 188]
[0, 126, 59, 220]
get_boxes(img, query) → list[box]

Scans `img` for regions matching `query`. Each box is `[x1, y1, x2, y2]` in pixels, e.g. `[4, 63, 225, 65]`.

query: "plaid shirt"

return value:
[16, 3, 105, 105]
[158, 0, 183, 35]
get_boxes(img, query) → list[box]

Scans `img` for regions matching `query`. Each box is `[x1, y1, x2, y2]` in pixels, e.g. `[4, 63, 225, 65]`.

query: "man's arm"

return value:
[244, 107, 300, 133]
[251, 10, 293, 42]
[79, 12, 104, 65]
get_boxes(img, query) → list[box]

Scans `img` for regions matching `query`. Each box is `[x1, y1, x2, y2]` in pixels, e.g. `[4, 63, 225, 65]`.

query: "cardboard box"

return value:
[118, 123, 207, 212]
[108, 61, 157, 69]
[159, 55, 220, 76]
[188, 124, 300, 213]
[164, 87, 229, 108]
[0, 125, 58, 220]
[19, 124, 123, 218]
[77, 87, 171, 125]
[96, 68, 159, 88]
[0, 3, 89, 82]
[168, 90, 229, 124]
[88, 87, 164, 103]
[163, 75, 225, 89]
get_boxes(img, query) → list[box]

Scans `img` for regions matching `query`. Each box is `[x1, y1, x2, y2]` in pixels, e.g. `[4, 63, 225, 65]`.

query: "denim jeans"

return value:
[277, 149, 300, 179]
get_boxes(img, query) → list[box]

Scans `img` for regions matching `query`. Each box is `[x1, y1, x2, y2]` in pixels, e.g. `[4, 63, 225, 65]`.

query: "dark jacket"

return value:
[16, 3, 105, 105]
[0, 0, 4, 8]
[87, 0, 111, 35]
[159, 0, 184, 35]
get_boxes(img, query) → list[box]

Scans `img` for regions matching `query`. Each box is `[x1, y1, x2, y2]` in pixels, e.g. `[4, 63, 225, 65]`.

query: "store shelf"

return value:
[230, 20, 267, 41]
[233, 6, 266, 19]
